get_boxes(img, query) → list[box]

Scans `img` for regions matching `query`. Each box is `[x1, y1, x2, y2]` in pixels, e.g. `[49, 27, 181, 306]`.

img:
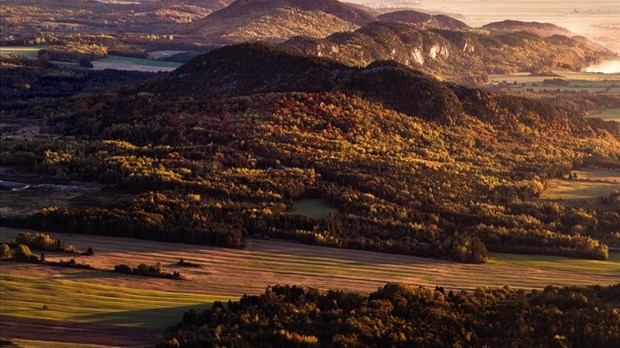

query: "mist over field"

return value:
[348, 0, 620, 52]
[587, 60, 620, 74]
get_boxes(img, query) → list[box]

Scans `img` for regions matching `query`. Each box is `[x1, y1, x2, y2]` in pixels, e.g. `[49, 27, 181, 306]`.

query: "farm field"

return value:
[569, 167, 620, 183]
[1, 226, 618, 346]
[287, 198, 338, 218]
[0, 273, 226, 329]
[486, 70, 620, 96]
[588, 108, 620, 122]
[540, 180, 620, 201]
[0, 46, 181, 72]
[1, 227, 618, 297]
[0, 46, 45, 59]
[0, 272, 229, 347]
[540, 167, 620, 204]
[146, 50, 187, 60]
[92, 55, 181, 72]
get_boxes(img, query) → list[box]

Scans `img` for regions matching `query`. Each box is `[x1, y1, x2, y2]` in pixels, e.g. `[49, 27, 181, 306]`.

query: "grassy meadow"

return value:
[1, 227, 618, 297]
[487, 71, 620, 96]
[0, 46, 45, 59]
[588, 108, 620, 122]
[540, 167, 620, 203]
[540, 180, 620, 201]
[0, 273, 231, 330]
[288, 198, 338, 218]
[1, 226, 618, 345]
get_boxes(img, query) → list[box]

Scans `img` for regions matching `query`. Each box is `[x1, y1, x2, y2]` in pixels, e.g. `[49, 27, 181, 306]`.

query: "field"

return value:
[0, 273, 226, 329]
[92, 55, 181, 72]
[1, 226, 618, 346]
[146, 50, 187, 60]
[0, 46, 45, 59]
[287, 198, 338, 218]
[0, 46, 181, 72]
[3, 339, 110, 348]
[589, 108, 620, 122]
[486, 70, 620, 96]
[1, 227, 618, 296]
[0, 271, 229, 347]
[540, 167, 620, 204]
[569, 167, 620, 183]
[540, 180, 620, 201]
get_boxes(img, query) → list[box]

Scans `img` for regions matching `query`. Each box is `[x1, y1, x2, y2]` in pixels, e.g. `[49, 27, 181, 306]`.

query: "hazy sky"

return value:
[346, 0, 620, 52]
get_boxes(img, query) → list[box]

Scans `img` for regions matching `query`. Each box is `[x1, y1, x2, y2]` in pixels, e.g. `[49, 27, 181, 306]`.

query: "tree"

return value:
[14, 244, 36, 262]
[80, 58, 94, 68]
[0, 244, 12, 259]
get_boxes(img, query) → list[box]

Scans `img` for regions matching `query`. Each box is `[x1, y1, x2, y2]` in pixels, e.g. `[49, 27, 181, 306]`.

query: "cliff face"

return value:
[282, 22, 614, 84]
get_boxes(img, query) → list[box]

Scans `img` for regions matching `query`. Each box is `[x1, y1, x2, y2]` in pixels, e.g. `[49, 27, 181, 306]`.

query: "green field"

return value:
[288, 198, 338, 218]
[0, 46, 45, 59]
[96, 55, 182, 68]
[0, 273, 232, 330]
[589, 108, 620, 122]
[487, 252, 620, 273]
[487, 71, 620, 96]
[569, 167, 620, 183]
[146, 50, 187, 60]
[540, 180, 620, 202]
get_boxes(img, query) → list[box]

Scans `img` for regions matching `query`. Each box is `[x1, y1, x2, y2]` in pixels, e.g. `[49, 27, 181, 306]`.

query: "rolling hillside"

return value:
[283, 21, 614, 84]
[4, 44, 618, 264]
[483, 20, 575, 38]
[378, 10, 469, 30]
[184, 0, 377, 44]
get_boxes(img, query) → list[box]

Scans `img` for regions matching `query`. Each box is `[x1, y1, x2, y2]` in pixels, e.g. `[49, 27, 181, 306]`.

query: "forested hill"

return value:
[483, 19, 575, 37]
[158, 283, 620, 347]
[183, 0, 376, 45]
[377, 10, 469, 30]
[283, 21, 614, 84]
[141, 43, 620, 131]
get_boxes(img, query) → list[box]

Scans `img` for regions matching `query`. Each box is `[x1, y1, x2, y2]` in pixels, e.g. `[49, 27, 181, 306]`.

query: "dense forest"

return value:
[158, 282, 620, 347]
[1, 44, 618, 263]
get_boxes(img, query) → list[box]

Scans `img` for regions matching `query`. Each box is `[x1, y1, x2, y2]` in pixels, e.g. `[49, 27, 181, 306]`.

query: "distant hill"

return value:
[141, 43, 619, 130]
[184, 0, 377, 45]
[378, 10, 469, 30]
[1, 0, 234, 40]
[483, 20, 574, 38]
[136, 0, 235, 23]
[283, 21, 614, 84]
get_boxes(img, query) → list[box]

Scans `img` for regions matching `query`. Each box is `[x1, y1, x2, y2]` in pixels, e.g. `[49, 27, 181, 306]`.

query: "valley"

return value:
[1, 0, 619, 347]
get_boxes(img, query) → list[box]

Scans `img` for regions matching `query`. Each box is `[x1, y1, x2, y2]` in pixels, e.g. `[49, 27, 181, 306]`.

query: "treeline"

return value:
[1, 193, 246, 249]
[159, 283, 620, 348]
